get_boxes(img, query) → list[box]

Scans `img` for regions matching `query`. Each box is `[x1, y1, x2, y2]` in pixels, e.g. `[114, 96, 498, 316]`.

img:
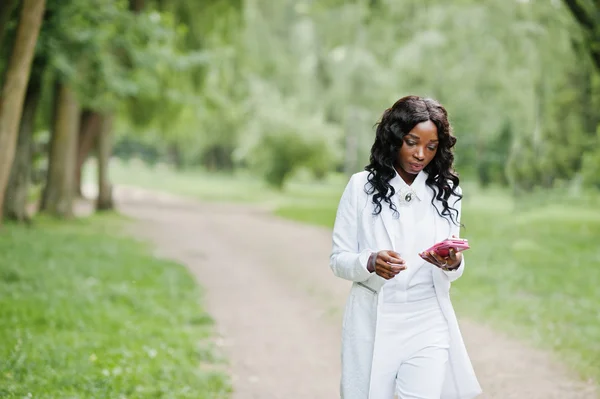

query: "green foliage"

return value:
[244, 132, 322, 189]
[0, 215, 230, 398]
[29, 0, 599, 190]
[163, 0, 597, 188]
[112, 135, 164, 166]
[506, 135, 545, 193]
[477, 120, 512, 187]
[38, 0, 202, 121]
[0, 0, 20, 85]
[111, 1, 245, 169]
[581, 125, 600, 188]
[233, 81, 341, 188]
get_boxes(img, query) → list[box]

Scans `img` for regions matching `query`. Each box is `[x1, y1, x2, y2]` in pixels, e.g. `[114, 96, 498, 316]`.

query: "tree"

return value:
[96, 114, 113, 210]
[563, 0, 600, 71]
[38, 0, 179, 213]
[39, 83, 80, 218]
[75, 109, 102, 197]
[0, 0, 46, 226]
[2, 55, 46, 222]
[93, 0, 146, 211]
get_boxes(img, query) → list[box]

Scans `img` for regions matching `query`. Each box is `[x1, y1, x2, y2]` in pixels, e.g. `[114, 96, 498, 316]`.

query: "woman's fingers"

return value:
[428, 251, 444, 265]
[375, 258, 392, 279]
[421, 251, 448, 269]
[421, 253, 438, 266]
[448, 248, 457, 263]
[382, 251, 405, 265]
[377, 258, 404, 273]
[377, 266, 396, 280]
[375, 252, 406, 279]
[373, 250, 411, 279]
[387, 250, 404, 263]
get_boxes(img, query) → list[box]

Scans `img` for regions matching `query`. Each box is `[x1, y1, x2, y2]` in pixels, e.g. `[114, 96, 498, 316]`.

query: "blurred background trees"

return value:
[0, 0, 599, 225]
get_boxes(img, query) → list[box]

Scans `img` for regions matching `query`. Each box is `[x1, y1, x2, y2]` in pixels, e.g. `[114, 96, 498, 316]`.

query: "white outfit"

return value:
[330, 170, 482, 399]
[371, 171, 450, 398]
[382, 171, 438, 304]
[370, 297, 450, 398]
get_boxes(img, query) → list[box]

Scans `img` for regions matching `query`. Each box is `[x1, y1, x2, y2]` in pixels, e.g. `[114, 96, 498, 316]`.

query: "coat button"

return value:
[405, 193, 412, 202]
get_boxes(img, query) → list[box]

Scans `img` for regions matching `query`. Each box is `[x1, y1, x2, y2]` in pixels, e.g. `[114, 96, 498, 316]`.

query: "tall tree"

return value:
[96, 114, 113, 211]
[40, 83, 80, 218]
[3, 55, 45, 222]
[93, 0, 147, 211]
[0, 0, 46, 226]
[75, 109, 102, 196]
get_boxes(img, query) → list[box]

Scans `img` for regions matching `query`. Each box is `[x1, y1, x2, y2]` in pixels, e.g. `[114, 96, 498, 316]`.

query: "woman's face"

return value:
[395, 120, 439, 181]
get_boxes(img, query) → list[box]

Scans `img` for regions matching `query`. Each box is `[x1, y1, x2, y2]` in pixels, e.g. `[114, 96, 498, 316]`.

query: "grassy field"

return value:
[0, 214, 230, 398]
[89, 159, 347, 209]
[105, 160, 600, 385]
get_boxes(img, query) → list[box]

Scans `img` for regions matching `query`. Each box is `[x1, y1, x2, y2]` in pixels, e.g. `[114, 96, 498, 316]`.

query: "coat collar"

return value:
[389, 168, 428, 202]
[379, 169, 430, 251]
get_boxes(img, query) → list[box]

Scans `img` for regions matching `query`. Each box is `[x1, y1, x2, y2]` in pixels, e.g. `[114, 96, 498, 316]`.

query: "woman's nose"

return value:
[414, 148, 425, 160]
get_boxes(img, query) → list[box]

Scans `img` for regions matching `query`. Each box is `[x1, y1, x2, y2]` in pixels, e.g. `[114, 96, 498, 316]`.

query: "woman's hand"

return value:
[370, 250, 406, 280]
[420, 235, 464, 271]
[420, 247, 462, 271]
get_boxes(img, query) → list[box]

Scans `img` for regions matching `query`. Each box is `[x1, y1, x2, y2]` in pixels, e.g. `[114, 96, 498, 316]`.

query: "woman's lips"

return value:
[409, 163, 424, 172]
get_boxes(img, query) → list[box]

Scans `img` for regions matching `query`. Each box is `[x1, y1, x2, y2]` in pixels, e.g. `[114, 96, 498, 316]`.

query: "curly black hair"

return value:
[365, 95, 462, 225]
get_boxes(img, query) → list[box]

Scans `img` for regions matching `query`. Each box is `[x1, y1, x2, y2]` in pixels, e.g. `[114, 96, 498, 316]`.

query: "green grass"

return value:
[0, 214, 230, 398]
[86, 159, 346, 209]
[104, 161, 600, 386]
[452, 195, 600, 383]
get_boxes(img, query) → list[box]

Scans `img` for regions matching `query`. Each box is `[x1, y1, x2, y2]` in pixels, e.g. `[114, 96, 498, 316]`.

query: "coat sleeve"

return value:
[443, 185, 465, 282]
[329, 173, 374, 282]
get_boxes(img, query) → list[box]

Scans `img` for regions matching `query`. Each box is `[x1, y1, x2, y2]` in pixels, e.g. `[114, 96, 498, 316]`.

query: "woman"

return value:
[330, 96, 481, 399]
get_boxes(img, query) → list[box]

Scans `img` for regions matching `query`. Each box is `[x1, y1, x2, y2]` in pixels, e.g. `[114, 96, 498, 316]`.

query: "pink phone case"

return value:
[421, 238, 470, 258]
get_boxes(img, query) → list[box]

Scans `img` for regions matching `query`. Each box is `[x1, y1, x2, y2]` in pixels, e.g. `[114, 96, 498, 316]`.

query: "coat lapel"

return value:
[379, 196, 398, 251]
[378, 169, 429, 251]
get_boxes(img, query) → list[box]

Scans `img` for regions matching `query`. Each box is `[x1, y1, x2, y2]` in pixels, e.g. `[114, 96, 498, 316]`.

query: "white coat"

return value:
[330, 170, 482, 399]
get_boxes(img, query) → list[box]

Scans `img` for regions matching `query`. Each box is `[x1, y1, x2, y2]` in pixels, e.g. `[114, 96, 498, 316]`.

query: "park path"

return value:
[110, 185, 597, 399]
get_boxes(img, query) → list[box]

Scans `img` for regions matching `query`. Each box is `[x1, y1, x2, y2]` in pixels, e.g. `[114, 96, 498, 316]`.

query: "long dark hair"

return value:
[365, 95, 462, 225]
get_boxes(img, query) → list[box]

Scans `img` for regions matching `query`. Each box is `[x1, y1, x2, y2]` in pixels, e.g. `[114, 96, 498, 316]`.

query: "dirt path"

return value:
[112, 185, 597, 399]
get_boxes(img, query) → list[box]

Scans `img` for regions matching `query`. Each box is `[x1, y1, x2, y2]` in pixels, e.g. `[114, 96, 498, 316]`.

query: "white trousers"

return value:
[369, 296, 450, 399]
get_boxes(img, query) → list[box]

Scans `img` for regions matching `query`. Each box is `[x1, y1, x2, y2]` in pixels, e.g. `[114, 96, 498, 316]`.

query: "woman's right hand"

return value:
[371, 250, 406, 280]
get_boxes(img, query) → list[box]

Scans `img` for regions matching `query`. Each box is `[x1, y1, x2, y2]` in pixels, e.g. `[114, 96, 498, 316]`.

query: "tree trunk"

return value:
[75, 109, 102, 197]
[129, 0, 145, 13]
[96, 113, 114, 211]
[0, 0, 46, 226]
[40, 83, 80, 218]
[3, 59, 43, 223]
[167, 143, 183, 169]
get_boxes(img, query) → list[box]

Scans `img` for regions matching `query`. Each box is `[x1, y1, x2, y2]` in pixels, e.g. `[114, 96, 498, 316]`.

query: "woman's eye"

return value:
[427, 146, 437, 151]
[406, 140, 417, 146]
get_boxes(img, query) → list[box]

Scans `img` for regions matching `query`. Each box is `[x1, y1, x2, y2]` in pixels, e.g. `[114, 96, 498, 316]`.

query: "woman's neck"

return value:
[394, 166, 417, 185]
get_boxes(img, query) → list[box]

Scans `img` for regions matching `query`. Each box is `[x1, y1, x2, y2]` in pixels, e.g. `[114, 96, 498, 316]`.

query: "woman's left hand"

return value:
[421, 247, 462, 271]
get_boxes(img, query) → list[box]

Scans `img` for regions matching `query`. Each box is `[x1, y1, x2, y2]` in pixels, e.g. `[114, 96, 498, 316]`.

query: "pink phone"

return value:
[421, 238, 470, 258]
